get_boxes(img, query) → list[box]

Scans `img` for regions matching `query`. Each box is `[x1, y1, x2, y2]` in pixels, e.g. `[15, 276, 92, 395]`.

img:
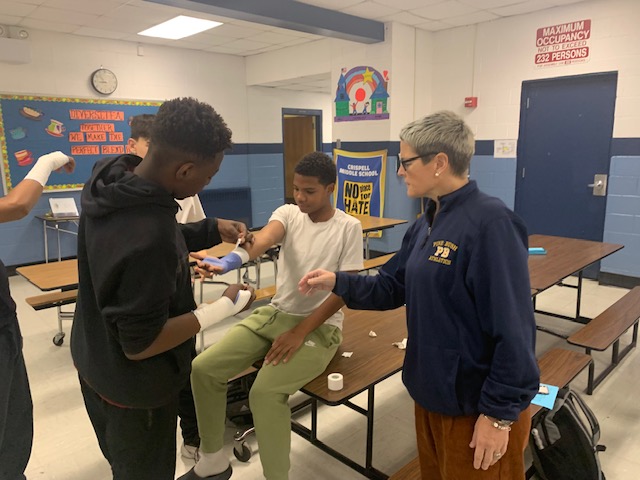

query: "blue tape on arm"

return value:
[202, 252, 243, 273]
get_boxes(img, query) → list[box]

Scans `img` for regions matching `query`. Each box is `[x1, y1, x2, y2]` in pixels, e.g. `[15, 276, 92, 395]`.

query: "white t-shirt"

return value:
[269, 204, 364, 329]
[175, 195, 206, 224]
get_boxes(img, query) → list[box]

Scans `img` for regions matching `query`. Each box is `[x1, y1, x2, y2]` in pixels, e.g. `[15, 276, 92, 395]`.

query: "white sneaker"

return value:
[181, 442, 200, 461]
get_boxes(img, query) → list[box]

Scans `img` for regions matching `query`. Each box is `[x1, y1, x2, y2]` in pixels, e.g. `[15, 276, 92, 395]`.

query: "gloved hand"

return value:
[201, 247, 250, 274]
[192, 284, 255, 331]
[25, 151, 74, 186]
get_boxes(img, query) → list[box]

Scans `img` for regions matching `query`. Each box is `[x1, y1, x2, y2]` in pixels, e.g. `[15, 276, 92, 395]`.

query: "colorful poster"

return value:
[334, 149, 386, 236]
[334, 66, 390, 122]
[0, 94, 161, 192]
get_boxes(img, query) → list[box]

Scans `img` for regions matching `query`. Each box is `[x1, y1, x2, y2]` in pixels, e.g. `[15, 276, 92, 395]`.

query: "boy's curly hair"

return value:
[151, 97, 232, 161]
[294, 152, 336, 186]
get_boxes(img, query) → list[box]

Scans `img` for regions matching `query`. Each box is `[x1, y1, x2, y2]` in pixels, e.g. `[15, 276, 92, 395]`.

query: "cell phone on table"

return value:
[538, 385, 549, 395]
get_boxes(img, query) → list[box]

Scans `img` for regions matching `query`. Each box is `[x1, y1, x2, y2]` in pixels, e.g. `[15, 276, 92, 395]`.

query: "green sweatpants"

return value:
[191, 305, 342, 480]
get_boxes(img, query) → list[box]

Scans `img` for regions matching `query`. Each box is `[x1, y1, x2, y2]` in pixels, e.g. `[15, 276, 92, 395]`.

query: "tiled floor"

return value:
[11, 264, 640, 479]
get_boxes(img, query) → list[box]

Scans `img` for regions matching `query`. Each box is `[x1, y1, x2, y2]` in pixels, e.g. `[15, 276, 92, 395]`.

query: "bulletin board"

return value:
[0, 94, 162, 192]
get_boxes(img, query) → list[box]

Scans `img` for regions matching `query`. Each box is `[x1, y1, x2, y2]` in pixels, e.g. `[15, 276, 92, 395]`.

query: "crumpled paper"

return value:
[392, 338, 407, 350]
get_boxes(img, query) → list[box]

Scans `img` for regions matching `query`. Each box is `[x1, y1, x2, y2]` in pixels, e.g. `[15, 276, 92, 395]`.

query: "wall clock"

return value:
[90, 68, 118, 95]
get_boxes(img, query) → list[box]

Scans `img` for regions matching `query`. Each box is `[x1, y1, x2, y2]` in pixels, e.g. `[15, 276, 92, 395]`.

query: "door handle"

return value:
[588, 174, 607, 196]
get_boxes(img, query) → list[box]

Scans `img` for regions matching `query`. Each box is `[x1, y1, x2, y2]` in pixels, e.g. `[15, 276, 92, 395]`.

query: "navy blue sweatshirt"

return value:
[70, 155, 222, 408]
[334, 181, 539, 421]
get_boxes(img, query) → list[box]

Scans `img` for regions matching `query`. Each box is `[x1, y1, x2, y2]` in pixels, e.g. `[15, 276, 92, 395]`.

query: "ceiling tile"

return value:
[341, 1, 401, 19]
[221, 38, 272, 51]
[374, 0, 442, 9]
[415, 20, 455, 31]
[42, 0, 124, 15]
[6, 0, 47, 5]
[297, 0, 365, 9]
[412, 1, 480, 21]
[457, 0, 526, 8]
[245, 30, 301, 44]
[72, 26, 129, 40]
[19, 17, 78, 32]
[0, 15, 23, 25]
[490, 0, 556, 16]
[212, 23, 267, 38]
[379, 11, 431, 26]
[445, 10, 499, 26]
[2, 1, 38, 16]
[27, 6, 100, 25]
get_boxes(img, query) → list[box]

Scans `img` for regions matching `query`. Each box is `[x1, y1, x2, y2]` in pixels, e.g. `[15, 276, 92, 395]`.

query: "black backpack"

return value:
[530, 387, 606, 480]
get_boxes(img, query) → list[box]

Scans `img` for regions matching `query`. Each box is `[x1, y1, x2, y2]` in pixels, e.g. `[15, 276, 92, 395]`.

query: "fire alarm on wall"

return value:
[465, 96, 478, 108]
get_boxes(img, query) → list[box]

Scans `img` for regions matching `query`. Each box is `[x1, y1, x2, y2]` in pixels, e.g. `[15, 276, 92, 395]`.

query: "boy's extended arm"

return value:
[238, 220, 285, 261]
[0, 180, 46, 223]
[193, 220, 285, 276]
[0, 152, 75, 223]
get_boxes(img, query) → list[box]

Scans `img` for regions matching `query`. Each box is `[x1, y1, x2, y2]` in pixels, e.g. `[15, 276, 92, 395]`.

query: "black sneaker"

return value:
[176, 465, 232, 480]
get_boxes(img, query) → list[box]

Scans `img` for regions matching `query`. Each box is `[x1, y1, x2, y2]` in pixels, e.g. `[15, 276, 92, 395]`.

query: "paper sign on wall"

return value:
[535, 19, 591, 68]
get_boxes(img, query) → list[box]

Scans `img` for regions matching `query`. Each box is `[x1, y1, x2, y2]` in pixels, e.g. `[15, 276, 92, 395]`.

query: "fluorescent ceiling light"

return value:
[138, 15, 222, 40]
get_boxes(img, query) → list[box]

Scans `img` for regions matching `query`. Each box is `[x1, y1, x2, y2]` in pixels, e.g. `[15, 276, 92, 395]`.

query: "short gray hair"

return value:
[399, 111, 475, 176]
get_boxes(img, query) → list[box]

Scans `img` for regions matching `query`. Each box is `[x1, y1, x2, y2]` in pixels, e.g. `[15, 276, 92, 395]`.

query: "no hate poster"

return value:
[334, 149, 387, 235]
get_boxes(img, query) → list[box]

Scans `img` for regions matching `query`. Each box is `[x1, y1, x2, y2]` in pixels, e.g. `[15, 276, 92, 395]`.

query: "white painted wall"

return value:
[0, 30, 251, 141]
[427, 0, 640, 139]
[246, 86, 332, 144]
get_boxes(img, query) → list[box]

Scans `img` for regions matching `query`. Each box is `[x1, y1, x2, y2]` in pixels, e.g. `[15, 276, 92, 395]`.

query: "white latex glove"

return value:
[24, 151, 72, 186]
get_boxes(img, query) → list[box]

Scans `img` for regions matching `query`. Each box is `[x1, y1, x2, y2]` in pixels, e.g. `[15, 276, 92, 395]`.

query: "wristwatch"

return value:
[483, 414, 514, 431]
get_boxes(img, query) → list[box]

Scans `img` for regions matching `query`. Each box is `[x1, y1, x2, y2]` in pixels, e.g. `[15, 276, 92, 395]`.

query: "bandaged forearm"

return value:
[202, 247, 250, 274]
[192, 289, 253, 331]
[24, 151, 70, 187]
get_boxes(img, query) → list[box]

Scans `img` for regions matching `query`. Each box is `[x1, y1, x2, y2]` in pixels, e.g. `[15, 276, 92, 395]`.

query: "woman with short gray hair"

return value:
[299, 111, 539, 479]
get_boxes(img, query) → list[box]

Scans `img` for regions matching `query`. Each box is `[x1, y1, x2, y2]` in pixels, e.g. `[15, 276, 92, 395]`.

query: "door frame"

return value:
[281, 108, 324, 202]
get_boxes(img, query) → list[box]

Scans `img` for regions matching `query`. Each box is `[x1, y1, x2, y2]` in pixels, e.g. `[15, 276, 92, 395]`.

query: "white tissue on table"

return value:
[341, 351, 353, 358]
[392, 338, 407, 350]
[368, 330, 377, 337]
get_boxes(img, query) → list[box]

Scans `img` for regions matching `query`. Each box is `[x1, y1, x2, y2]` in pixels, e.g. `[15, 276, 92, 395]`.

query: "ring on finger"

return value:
[494, 452, 502, 458]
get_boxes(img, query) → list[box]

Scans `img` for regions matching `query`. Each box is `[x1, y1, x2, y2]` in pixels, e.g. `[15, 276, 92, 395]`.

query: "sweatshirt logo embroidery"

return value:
[428, 240, 458, 266]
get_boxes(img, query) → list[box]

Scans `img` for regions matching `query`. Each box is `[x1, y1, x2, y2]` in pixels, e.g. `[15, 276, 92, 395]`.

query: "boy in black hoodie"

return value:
[70, 97, 254, 480]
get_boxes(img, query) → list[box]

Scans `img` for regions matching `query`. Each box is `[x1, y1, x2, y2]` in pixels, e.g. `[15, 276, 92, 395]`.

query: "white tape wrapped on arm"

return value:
[192, 289, 253, 331]
[24, 151, 70, 187]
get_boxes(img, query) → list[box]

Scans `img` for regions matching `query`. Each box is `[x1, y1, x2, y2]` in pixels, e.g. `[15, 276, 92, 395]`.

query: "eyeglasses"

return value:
[397, 151, 440, 170]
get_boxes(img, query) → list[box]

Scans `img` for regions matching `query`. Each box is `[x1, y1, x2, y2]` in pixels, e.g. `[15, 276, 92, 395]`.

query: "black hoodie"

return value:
[70, 155, 222, 408]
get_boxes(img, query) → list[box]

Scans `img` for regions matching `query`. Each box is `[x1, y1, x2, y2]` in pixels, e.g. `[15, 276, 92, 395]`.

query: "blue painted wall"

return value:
[3, 141, 639, 279]
[469, 156, 517, 210]
[601, 156, 640, 277]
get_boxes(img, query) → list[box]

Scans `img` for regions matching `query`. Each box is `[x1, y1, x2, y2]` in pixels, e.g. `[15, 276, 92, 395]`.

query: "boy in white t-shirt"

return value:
[180, 152, 364, 480]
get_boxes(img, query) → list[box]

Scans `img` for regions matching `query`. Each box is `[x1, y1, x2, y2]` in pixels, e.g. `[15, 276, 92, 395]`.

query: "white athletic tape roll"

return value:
[327, 373, 343, 391]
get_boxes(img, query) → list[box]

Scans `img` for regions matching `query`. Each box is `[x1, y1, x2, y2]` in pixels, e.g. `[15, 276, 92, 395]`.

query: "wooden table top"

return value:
[35, 214, 80, 222]
[16, 259, 78, 291]
[354, 215, 408, 233]
[18, 242, 238, 291]
[528, 234, 623, 292]
[301, 306, 407, 405]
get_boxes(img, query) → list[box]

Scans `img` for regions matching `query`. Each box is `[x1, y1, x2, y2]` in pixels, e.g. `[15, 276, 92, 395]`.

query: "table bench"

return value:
[25, 289, 78, 346]
[389, 347, 592, 480]
[567, 286, 640, 394]
[361, 253, 395, 272]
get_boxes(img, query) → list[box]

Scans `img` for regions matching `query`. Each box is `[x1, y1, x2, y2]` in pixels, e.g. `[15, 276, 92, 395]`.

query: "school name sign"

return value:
[535, 19, 591, 68]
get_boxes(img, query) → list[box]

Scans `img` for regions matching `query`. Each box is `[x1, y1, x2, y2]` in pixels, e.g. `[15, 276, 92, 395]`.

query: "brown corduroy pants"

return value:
[414, 403, 531, 480]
